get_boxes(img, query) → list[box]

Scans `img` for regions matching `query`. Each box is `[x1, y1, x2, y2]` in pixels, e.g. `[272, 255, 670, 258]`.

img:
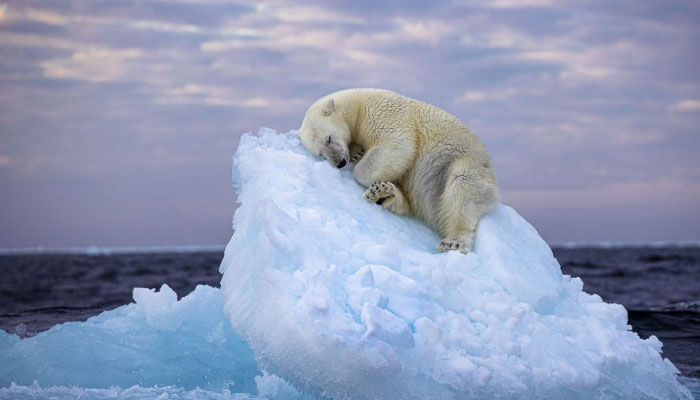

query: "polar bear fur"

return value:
[297, 88, 500, 253]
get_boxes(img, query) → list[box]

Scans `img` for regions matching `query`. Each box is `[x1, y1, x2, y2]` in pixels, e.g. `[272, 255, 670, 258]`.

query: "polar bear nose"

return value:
[337, 159, 347, 169]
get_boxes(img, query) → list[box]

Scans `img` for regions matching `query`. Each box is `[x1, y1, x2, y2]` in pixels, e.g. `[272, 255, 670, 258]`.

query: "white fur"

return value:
[298, 88, 500, 253]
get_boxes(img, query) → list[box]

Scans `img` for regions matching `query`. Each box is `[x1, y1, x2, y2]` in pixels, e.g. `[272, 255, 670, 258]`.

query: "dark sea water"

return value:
[1, 246, 699, 385]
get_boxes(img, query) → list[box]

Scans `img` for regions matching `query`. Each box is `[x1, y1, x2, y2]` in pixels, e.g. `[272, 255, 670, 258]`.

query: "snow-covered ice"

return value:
[219, 129, 692, 399]
[0, 128, 695, 399]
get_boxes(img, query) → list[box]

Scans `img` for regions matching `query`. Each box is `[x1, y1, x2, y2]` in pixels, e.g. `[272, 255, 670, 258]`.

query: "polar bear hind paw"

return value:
[437, 236, 473, 254]
[364, 181, 395, 205]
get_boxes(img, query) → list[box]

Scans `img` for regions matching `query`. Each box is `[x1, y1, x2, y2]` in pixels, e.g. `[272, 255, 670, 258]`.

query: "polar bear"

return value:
[297, 88, 500, 253]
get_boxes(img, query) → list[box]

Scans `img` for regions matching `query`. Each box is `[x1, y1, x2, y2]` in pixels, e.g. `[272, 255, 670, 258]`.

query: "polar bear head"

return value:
[297, 97, 350, 169]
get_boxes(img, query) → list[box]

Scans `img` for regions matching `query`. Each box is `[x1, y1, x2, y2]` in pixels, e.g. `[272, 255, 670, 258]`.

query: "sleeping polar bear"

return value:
[297, 88, 500, 253]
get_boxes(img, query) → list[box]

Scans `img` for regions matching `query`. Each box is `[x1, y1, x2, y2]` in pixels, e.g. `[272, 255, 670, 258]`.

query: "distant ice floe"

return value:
[0, 245, 227, 256]
[0, 128, 695, 399]
[551, 241, 700, 249]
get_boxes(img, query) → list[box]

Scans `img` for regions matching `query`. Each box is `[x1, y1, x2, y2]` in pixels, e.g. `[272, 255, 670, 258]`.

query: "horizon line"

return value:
[1, 241, 699, 256]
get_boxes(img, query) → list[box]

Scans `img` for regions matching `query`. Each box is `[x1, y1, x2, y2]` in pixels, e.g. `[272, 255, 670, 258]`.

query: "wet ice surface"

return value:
[1, 129, 698, 399]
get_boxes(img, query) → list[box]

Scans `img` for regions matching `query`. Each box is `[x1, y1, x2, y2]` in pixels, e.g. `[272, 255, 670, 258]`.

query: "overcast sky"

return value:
[1, 0, 699, 248]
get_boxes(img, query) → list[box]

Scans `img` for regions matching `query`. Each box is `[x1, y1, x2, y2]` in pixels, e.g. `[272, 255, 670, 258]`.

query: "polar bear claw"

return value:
[349, 143, 365, 164]
[437, 235, 474, 254]
[364, 181, 395, 204]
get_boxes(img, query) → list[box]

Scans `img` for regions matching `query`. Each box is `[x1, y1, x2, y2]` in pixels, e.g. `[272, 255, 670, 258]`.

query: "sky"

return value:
[1, 0, 699, 248]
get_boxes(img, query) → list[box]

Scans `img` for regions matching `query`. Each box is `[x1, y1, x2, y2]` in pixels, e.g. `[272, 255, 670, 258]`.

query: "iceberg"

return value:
[219, 128, 692, 399]
[0, 128, 695, 399]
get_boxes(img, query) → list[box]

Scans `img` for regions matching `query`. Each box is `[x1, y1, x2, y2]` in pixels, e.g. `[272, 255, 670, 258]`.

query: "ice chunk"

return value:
[220, 128, 692, 399]
[0, 285, 259, 394]
[361, 302, 415, 350]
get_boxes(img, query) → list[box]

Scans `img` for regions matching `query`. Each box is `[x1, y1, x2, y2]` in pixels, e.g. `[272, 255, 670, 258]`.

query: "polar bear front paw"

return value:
[364, 181, 395, 205]
[437, 236, 473, 254]
[349, 144, 365, 164]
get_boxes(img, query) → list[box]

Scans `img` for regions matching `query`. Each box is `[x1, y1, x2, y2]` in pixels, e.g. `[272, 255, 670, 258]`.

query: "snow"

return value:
[219, 128, 692, 399]
[0, 128, 695, 399]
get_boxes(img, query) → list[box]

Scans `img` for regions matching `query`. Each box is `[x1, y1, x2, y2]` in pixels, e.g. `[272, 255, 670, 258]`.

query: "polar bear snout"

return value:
[320, 140, 349, 169]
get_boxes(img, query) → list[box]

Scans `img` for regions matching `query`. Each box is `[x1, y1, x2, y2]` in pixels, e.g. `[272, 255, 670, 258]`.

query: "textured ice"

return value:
[219, 128, 692, 400]
[0, 382, 258, 400]
[0, 284, 305, 398]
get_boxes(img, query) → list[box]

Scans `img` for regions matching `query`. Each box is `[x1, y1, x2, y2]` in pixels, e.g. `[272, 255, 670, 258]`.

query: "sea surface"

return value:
[1, 246, 699, 385]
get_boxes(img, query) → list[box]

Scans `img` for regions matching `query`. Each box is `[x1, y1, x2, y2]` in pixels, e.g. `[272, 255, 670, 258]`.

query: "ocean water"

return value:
[0, 246, 698, 388]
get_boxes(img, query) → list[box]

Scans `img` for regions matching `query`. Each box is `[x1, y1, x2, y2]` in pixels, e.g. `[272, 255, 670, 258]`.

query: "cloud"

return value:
[22, 7, 68, 25]
[262, 4, 364, 24]
[200, 12, 402, 73]
[0, 31, 77, 50]
[458, 20, 656, 85]
[40, 47, 144, 82]
[670, 99, 700, 113]
[5, 4, 206, 35]
[156, 84, 276, 108]
[484, 0, 559, 8]
[2, 0, 700, 245]
[392, 17, 454, 45]
[506, 177, 700, 214]
[455, 88, 520, 103]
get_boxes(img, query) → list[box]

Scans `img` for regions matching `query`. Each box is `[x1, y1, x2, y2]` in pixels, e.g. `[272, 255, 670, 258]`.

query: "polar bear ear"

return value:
[321, 98, 335, 116]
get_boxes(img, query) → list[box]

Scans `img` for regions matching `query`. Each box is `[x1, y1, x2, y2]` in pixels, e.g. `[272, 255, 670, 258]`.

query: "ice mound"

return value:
[0, 285, 261, 394]
[220, 129, 692, 400]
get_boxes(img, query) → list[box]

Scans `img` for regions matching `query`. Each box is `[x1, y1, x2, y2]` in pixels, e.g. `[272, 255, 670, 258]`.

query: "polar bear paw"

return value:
[437, 236, 473, 254]
[349, 144, 365, 164]
[364, 181, 395, 205]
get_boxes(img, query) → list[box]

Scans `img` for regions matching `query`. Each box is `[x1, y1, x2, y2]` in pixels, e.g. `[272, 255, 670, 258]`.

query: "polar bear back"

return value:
[331, 89, 497, 229]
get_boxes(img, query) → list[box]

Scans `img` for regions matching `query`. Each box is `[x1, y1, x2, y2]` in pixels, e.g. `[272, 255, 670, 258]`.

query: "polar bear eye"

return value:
[327, 136, 331, 144]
